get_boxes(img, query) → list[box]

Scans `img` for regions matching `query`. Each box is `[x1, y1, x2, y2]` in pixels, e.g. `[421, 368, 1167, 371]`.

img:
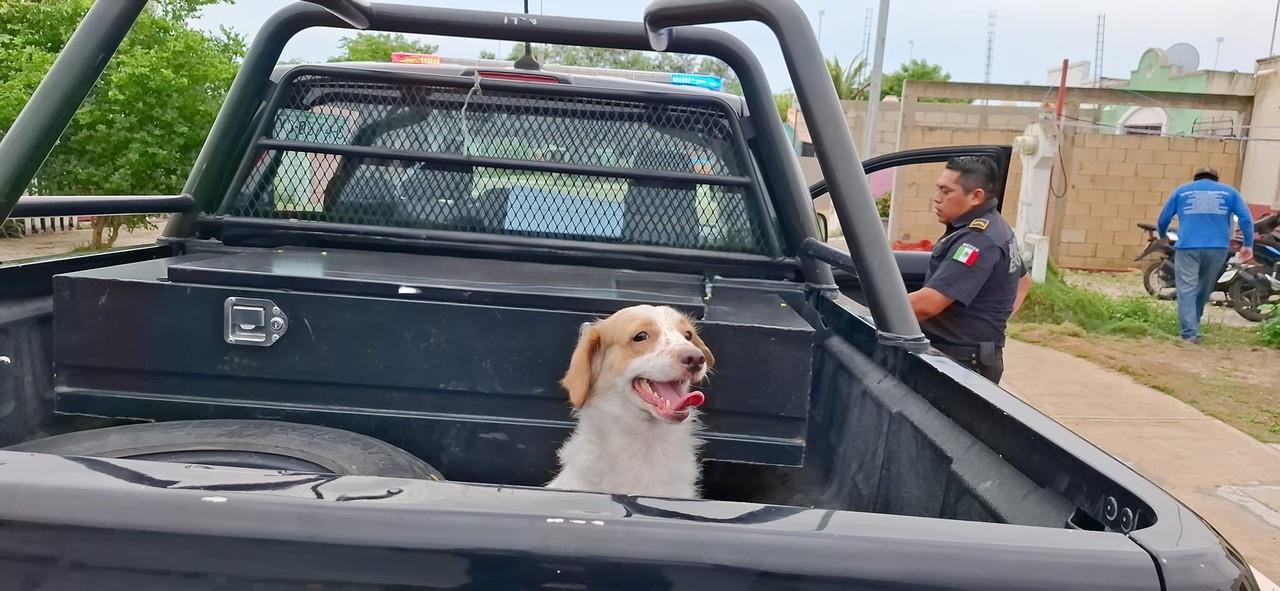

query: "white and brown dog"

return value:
[546, 305, 714, 498]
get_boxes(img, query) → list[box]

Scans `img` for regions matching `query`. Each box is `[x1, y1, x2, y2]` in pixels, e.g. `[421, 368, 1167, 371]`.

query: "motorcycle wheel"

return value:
[1228, 275, 1277, 322]
[1143, 260, 1175, 300]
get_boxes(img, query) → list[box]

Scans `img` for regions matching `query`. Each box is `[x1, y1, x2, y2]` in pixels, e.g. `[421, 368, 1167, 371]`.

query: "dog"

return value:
[546, 305, 715, 499]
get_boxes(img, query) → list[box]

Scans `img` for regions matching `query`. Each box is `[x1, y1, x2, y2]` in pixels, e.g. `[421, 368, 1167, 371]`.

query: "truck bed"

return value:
[47, 246, 1137, 531]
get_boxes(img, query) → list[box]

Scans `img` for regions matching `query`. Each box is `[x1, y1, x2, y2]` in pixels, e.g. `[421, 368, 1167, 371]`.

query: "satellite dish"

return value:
[1166, 43, 1200, 72]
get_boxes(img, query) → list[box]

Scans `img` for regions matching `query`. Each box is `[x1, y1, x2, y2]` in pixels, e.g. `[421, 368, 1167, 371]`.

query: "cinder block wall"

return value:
[799, 98, 1245, 269]
[1056, 134, 1242, 269]
[887, 118, 1241, 269]
[891, 127, 1026, 245]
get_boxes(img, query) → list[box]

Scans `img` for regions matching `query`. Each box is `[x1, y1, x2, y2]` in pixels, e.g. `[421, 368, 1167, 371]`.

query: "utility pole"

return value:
[1094, 14, 1106, 87]
[817, 10, 825, 47]
[984, 11, 996, 84]
[861, 8, 872, 58]
[1214, 37, 1224, 69]
[1272, 0, 1279, 56]
[864, 0, 890, 158]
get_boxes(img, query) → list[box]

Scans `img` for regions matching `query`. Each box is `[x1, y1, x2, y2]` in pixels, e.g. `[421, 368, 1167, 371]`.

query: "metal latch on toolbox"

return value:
[224, 297, 288, 346]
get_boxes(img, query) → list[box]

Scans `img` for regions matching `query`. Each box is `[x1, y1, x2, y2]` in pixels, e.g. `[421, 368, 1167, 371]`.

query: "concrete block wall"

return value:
[1057, 133, 1243, 269]
[887, 127, 1242, 269]
[795, 92, 1246, 269]
[889, 127, 1026, 245]
[791, 100, 901, 158]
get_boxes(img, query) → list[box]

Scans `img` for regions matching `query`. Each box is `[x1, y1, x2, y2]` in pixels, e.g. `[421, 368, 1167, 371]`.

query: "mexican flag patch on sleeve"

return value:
[952, 243, 980, 266]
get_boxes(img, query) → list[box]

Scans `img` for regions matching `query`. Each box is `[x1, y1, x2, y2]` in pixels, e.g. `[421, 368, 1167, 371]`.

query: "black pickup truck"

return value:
[0, 1, 1262, 589]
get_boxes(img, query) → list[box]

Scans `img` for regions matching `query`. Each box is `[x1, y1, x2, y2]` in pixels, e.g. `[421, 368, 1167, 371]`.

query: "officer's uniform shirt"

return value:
[921, 200, 1026, 348]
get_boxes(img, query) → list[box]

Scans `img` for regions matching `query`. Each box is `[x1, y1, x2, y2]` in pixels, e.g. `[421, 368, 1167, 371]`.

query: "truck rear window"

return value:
[220, 69, 775, 254]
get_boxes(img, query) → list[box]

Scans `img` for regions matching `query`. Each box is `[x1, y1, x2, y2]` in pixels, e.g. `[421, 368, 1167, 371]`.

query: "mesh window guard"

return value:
[219, 68, 777, 255]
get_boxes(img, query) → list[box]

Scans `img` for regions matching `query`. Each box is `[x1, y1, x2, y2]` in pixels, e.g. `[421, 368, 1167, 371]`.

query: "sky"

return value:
[194, 0, 1280, 92]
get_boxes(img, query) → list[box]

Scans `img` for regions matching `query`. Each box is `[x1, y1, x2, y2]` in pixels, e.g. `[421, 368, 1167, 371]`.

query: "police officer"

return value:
[908, 156, 1031, 382]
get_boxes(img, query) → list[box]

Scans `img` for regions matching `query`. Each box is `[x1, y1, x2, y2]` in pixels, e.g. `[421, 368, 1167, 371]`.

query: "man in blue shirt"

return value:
[1157, 167, 1254, 343]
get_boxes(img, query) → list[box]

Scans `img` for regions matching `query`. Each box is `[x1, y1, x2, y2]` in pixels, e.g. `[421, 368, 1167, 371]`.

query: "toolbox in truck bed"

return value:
[52, 248, 816, 483]
[167, 247, 711, 317]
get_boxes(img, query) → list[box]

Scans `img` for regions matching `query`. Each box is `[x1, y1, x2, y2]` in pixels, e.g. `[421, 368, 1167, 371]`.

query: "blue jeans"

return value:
[1173, 248, 1229, 339]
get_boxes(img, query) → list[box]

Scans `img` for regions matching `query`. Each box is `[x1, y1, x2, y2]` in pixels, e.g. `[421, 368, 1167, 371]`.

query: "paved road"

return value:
[1003, 339, 1280, 588]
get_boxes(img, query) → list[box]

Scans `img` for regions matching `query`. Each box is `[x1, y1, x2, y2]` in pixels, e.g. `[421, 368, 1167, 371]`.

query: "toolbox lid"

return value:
[167, 247, 708, 317]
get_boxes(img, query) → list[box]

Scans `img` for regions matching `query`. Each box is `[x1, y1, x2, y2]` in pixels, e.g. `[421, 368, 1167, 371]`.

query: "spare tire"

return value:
[5, 420, 442, 480]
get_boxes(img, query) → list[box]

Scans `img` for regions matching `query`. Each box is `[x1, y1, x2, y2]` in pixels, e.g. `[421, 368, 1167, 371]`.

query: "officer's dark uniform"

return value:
[922, 199, 1026, 382]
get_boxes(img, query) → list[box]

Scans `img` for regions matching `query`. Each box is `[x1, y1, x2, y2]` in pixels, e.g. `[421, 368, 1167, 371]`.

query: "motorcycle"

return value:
[1134, 222, 1239, 302]
[1228, 227, 1280, 322]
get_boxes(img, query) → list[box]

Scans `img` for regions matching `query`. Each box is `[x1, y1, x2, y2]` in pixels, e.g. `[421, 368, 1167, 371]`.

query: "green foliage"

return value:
[1014, 272, 1181, 339]
[875, 192, 891, 218]
[478, 50, 497, 60]
[825, 56, 868, 100]
[1016, 266, 1278, 347]
[0, 0, 245, 247]
[330, 32, 438, 62]
[504, 44, 742, 95]
[1260, 317, 1280, 348]
[774, 91, 794, 122]
[882, 59, 950, 97]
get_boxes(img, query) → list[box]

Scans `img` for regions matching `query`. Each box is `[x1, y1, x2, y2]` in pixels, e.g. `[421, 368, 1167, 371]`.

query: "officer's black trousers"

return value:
[931, 343, 1005, 383]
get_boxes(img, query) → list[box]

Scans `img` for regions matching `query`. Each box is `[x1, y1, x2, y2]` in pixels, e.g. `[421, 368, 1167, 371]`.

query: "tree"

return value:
[882, 59, 951, 98]
[774, 91, 795, 122]
[0, 0, 245, 248]
[826, 56, 868, 101]
[478, 50, 497, 60]
[330, 32, 437, 62]
[694, 58, 743, 95]
[503, 44, 742, 95]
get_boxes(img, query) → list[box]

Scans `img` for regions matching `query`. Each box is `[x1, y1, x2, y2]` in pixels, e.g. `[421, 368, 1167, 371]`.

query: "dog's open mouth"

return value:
[632, 378, 705, 422]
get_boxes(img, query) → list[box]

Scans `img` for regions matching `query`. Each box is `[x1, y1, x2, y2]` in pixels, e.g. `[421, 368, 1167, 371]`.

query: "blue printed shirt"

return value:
[1157, 179, 1254, 249]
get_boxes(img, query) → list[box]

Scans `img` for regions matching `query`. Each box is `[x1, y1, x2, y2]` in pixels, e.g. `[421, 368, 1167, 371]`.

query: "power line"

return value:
[1056, 116, 1266, 142]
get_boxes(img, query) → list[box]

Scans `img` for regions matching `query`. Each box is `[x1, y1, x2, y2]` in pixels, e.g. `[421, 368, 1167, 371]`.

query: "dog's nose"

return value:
[680, 350, 705, 371]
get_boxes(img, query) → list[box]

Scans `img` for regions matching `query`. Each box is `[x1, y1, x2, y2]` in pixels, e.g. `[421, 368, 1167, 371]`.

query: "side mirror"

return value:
[815, 212, 829, 242]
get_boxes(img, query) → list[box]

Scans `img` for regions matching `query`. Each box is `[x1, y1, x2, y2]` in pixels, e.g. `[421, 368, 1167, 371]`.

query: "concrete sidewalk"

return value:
[1002, 340, 1280, 587]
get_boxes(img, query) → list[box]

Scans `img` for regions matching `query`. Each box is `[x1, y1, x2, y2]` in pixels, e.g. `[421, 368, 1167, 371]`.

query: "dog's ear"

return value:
[561, 323, 602, 409]
[689, 325, 715, 373]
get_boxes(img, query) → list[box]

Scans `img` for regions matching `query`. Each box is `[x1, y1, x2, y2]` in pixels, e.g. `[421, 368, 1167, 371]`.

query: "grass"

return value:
[1013, 265, 1267, 346]
[1010, 265, 1280, 442]
[1259, 316, 1280, 347]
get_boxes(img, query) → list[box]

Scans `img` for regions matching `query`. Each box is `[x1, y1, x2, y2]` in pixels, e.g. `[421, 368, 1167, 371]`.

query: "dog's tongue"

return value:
[652, 381, 705, 411]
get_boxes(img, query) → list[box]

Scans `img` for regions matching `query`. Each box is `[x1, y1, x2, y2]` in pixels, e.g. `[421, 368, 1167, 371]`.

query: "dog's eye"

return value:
[684, 331, 693, 340]
[632, 331, 649, 342]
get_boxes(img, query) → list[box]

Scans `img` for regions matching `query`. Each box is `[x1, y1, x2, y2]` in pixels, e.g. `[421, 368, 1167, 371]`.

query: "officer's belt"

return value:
[930, 341, 1002, 366]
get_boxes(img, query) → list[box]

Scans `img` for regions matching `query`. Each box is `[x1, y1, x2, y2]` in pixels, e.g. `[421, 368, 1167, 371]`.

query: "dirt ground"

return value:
[1011, 323, 1280, 444]
[0, 224, 165, 264]
[1061, 268, 1257, 328]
